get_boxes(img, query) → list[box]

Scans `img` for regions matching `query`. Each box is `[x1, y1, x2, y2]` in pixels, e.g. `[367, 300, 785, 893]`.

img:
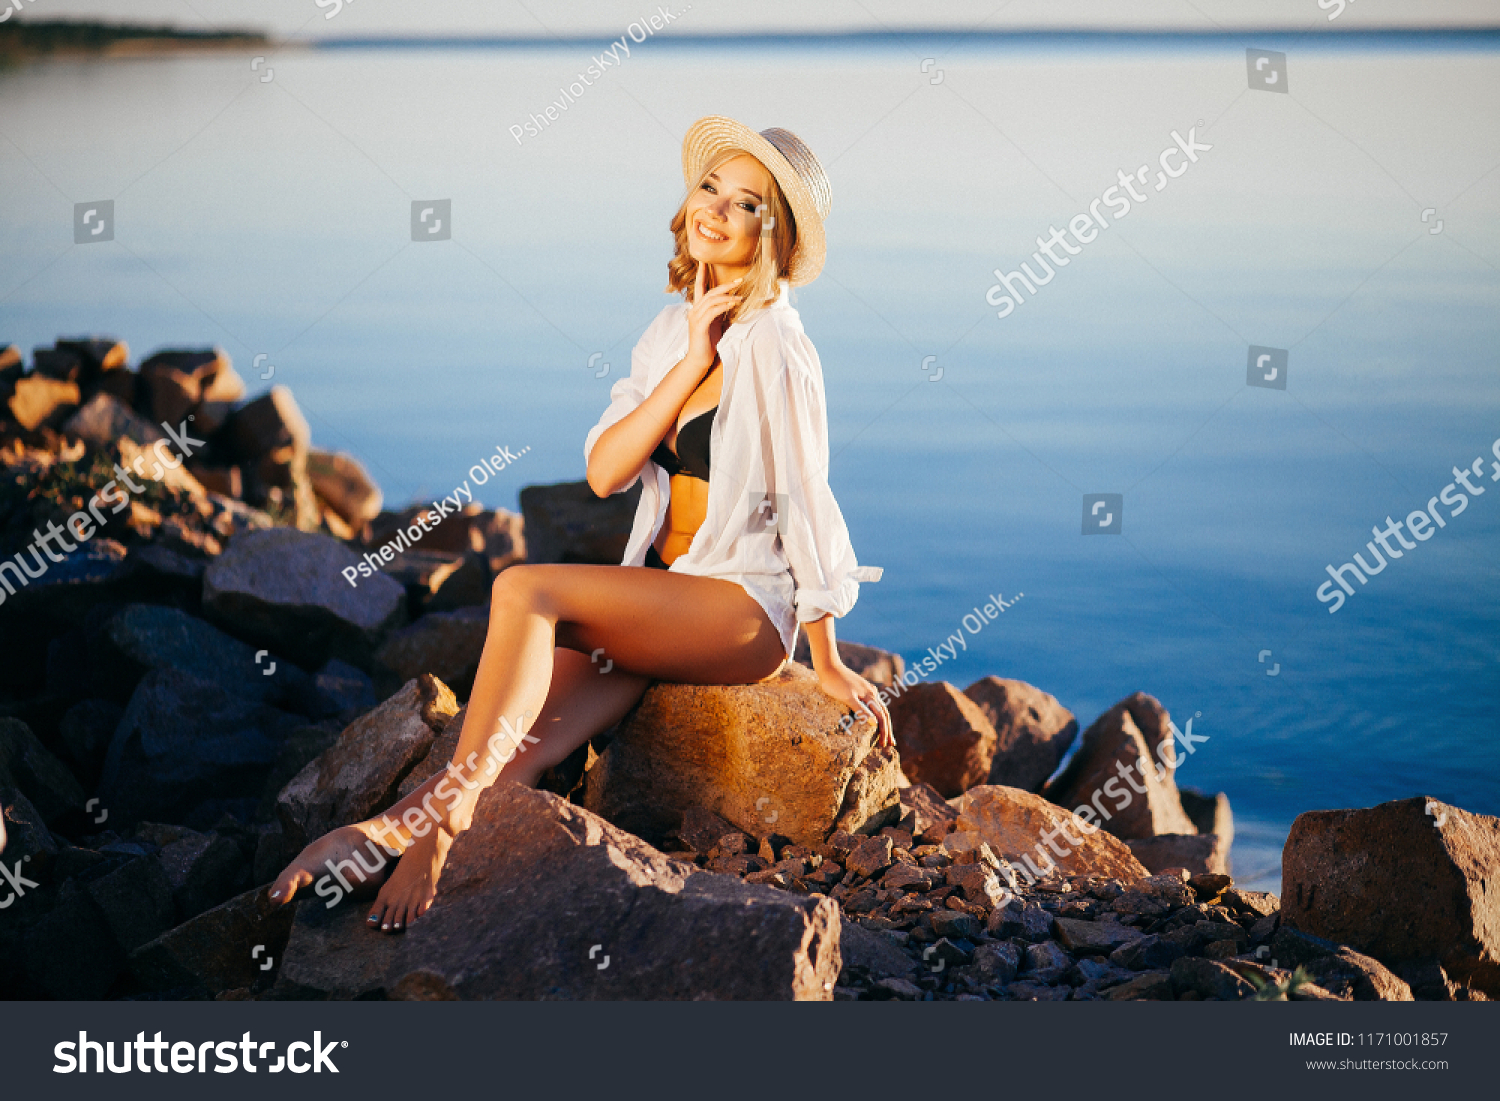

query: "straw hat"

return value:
[681, 115, 831, 286]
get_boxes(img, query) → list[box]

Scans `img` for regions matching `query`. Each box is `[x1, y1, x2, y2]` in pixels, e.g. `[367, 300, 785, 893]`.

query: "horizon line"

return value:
[294, 26, 1500, 50]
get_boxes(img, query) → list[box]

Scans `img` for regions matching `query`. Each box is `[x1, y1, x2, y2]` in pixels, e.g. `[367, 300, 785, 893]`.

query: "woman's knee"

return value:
[491, 564, 545, 612]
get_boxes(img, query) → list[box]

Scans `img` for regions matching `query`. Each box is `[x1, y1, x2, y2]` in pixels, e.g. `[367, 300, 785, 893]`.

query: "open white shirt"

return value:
[584, 281, 882, 661]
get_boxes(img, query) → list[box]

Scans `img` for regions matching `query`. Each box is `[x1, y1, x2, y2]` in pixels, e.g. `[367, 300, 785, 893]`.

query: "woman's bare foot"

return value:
[367, 826, 453, 933]
[269, 822, 402, 906]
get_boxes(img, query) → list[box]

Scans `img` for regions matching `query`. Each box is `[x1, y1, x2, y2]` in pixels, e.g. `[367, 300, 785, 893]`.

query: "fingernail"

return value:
[367, 914, 378, 923]
[393, 922, 402, 930]
[270, 890, 281, 899]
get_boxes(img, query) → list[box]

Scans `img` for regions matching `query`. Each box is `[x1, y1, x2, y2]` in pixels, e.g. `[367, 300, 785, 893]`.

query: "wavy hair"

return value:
[665, 148, 797, 325]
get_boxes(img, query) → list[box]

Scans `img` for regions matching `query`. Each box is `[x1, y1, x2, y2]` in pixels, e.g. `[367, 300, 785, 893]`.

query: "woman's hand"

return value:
[816, 661, 895, 750]
[683, 261, 741, 375]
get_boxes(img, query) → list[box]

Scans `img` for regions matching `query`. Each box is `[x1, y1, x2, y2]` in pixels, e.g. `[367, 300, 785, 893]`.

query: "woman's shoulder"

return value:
[737, 300, 818, 378]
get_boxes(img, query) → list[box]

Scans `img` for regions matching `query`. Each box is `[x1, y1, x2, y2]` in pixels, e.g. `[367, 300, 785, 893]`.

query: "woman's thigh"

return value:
[502, 563, 786, 685]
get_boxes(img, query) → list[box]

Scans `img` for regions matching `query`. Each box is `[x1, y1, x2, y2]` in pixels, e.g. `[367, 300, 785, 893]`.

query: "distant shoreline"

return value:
[3, 21, 1499, 67]
[0, 18, 267, 65]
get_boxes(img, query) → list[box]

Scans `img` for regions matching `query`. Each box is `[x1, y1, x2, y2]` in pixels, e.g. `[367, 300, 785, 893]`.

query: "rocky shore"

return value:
[2, 338, 1496, 1002]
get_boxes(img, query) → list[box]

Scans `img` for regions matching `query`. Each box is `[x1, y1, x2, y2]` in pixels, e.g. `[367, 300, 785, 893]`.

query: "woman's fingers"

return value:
[694, 260, 705, 299]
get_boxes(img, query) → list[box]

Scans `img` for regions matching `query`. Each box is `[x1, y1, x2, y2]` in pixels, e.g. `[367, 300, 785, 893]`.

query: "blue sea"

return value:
[3, 30, 1498, 891]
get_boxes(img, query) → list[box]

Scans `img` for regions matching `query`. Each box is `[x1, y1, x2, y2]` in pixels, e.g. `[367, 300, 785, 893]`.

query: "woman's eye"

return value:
[738, 202, 757, 214]
[699, 182, 716, 193]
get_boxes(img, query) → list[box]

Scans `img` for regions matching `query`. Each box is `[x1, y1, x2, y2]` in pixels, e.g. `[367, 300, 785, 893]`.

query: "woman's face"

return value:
[684, 153, 772, 273]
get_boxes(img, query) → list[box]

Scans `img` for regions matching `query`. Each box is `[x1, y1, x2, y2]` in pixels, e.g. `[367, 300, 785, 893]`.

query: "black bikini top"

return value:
[650, 405, 717, 481]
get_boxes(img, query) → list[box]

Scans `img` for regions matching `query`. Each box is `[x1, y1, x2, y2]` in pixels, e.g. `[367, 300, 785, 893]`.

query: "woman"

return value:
[271, 116, 889, 932]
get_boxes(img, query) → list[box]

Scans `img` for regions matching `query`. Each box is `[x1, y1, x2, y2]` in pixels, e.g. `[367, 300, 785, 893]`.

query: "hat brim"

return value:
[681, 116, 827, 287]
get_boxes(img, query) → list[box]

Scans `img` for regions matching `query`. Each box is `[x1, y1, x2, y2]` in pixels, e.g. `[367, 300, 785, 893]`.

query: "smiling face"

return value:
[683, 153, 773, 277]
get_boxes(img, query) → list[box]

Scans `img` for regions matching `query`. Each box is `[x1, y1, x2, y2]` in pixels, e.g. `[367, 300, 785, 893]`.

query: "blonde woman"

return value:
[271, 116, 889, 932]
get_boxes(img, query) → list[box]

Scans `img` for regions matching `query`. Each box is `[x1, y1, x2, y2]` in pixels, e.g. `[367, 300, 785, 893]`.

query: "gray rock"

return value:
[1104, 970, 1175, 1000]
[84, 854, 177, 953]
[310, 659, 377, 722]
[1302, 947, 1413, 1001]
[99, 668, 305, 827]
[973, 941, 1021, 984]
[1170, 956, 1256, 1000]
[1110, 933, 1186, 971]
[275, 675, 458, 852]
[203, 527, 407, 671]
[159, 832, 249, 919]
[1021, 940, 1072, 983]
[988, 898, 1055, 942]
[1054, 916, 1146, 954]
[276, 900, 400, 999]
[98, 603, 313, 710]
[930, 910, 982, 941]
[372, 605, 488, 701]
[838, 918, 919, 981]
[370, 783, 841, 999]
[61, 392, 163, 448]
[127, 885, 295, 998]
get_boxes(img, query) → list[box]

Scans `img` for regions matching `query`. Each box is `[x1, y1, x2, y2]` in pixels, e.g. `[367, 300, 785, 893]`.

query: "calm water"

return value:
[4, 34, 1498, 891]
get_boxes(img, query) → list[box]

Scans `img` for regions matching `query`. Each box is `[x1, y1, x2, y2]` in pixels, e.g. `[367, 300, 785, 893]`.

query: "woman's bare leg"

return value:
[273, 563, 786, 928]
[269, 645, 649, 916]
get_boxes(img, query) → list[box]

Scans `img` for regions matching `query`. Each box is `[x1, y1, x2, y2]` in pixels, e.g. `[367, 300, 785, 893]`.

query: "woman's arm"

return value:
[587, 265, 742, 497]
[803, 613, 894, 748]
[587, 352, 714, 496]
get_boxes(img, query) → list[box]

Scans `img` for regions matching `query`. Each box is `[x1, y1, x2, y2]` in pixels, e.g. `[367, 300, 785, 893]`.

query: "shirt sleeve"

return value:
[583, 304, 679, 492]
[758, 322, 883, 623]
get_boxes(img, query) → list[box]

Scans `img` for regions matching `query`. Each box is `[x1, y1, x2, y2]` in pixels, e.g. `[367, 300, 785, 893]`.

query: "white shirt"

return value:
[584, 281, 882, 661]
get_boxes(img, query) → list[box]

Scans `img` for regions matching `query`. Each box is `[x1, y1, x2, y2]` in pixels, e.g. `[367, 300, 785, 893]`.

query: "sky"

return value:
[20, 0, 1500, 39]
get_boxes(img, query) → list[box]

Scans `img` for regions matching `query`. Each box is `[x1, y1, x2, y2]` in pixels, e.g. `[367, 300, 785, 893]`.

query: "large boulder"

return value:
[583, 661, 901, 848]
[99, 669, 305, 827]
[953, 785, 1149, 883]
[372, 606, 488, 702]
[886, 682, 997, 798]
[276, 675, 458, 852]
[1043, 692, 1197, 839]
[520, 479, 640, 565]
[964, 677, 1077, 792]
[96, 603, 313, 710]
[367, 783, 838, 999]
[203, 527, 407, 670]
[1281, 796, 1500, 996]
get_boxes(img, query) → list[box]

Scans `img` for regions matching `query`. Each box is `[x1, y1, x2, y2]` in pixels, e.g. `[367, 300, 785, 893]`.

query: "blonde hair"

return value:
[665, 148, 797, 324]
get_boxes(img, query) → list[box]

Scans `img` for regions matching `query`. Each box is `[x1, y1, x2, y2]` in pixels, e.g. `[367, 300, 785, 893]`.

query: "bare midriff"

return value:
[652, 360, 722, 566]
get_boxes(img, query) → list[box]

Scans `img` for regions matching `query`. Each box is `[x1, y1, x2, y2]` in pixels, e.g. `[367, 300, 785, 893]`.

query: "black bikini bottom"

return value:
[644, 544, 670, 570]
